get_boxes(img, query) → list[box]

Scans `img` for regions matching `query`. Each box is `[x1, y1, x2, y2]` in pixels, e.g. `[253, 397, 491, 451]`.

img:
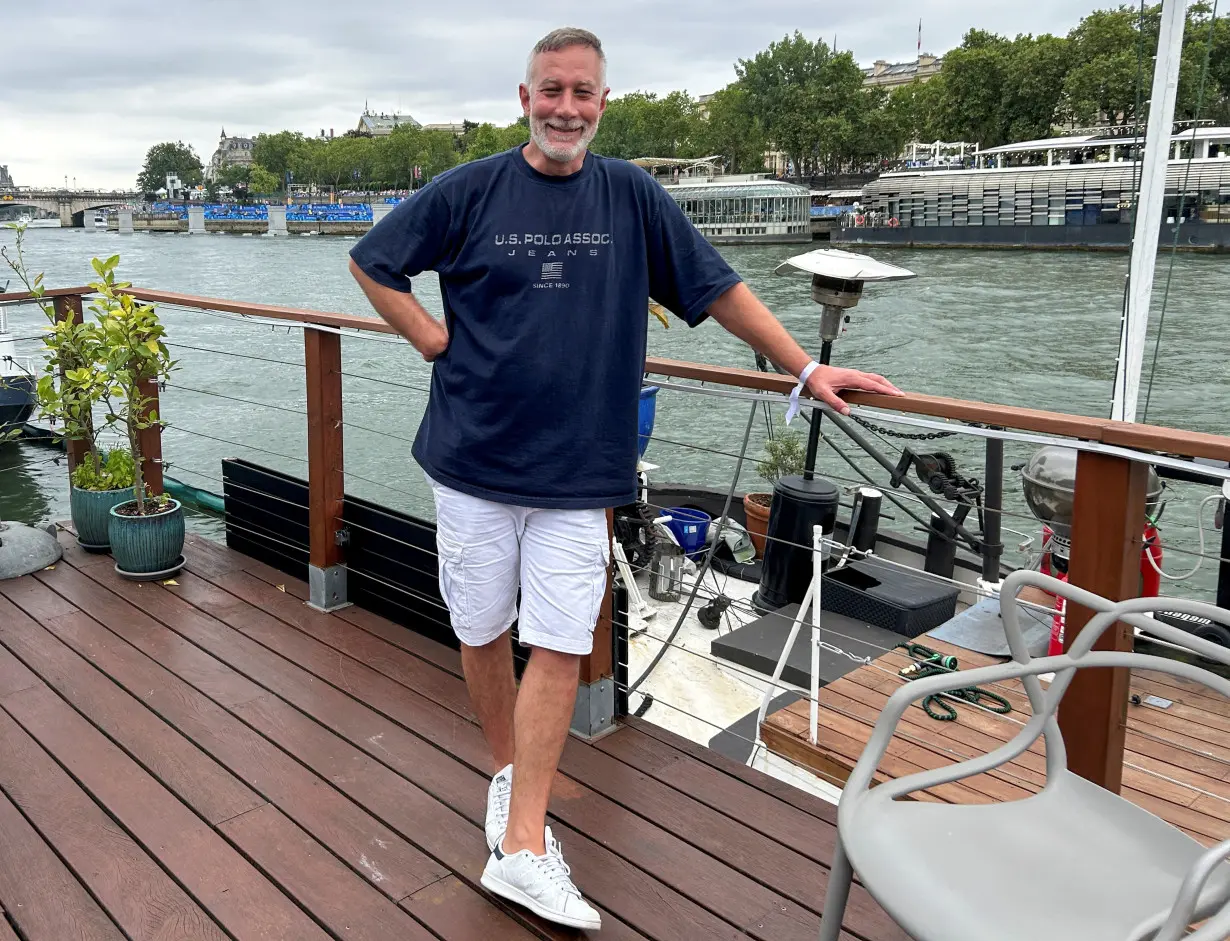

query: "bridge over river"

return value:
[0, 188, 137, 226]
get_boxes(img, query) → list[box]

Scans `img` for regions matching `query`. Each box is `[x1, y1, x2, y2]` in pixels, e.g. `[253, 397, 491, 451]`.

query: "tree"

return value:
[1062, 6, 1154, 126]
[885, 76, 947, 144]
[935, 30, 1013, 147]
[736, 32, 869, 180]
[252, 131, 307, 182]
[137, 142, 203, 195]
[593, 91, 700, 159]
[249, 165, 281, 195]
[693, 85, 767, 174]
[461, 122, 520, 161]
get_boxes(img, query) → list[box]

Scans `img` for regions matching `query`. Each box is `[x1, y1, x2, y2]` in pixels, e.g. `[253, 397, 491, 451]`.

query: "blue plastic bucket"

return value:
[638, 386, 659, 458]
[659, 506, 711, 557]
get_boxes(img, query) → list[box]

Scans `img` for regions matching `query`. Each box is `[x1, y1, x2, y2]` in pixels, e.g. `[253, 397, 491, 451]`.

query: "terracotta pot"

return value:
[743, 492, 772, 559]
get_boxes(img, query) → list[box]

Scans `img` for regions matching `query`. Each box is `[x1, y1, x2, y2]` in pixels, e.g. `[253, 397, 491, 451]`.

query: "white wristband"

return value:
[786, 360, 820, 424]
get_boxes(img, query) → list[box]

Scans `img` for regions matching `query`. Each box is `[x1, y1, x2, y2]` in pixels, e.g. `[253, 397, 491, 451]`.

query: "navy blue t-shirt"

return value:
[348, 146, 742, 509]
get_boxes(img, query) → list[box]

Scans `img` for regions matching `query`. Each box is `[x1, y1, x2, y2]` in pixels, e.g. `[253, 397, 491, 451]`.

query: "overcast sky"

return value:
[4, 0, 1112, 190]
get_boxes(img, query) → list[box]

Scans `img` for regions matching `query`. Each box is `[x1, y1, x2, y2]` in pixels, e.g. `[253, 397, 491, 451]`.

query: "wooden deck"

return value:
[0, 529, 910, 941]
[761, 635, 1230, 847]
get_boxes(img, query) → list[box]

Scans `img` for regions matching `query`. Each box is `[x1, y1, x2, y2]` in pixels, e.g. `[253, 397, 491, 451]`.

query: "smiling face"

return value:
[519, 43, 608, 175]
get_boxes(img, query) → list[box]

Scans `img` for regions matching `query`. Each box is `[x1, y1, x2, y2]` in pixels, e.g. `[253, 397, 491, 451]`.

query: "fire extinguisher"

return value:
[1141, 522, 1162, 598]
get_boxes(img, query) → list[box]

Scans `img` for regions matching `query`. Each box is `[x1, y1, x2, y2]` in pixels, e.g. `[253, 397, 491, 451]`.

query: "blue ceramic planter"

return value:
[108, 499, 185, 578]
[70, 486, 134, 550]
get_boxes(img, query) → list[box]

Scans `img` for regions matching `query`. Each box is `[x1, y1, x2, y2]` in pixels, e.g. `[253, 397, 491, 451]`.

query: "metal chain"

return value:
[848, 412, 957, 441]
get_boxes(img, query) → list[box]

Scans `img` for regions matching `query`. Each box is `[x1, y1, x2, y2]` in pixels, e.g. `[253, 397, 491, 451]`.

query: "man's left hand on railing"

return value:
[806, 365, 903, 417]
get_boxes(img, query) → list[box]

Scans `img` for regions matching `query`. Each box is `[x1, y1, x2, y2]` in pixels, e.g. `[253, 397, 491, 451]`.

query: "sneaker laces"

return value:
[534, 833, 580, 898]
[492, 776, 511, 814]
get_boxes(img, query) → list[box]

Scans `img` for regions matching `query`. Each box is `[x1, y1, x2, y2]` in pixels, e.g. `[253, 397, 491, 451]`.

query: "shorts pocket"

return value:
[436, 528, 469, 626]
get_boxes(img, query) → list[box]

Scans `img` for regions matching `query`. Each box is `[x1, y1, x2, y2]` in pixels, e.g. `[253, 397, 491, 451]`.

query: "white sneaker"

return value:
[486, 764, 512, 851]
[480, 826, 602, 931]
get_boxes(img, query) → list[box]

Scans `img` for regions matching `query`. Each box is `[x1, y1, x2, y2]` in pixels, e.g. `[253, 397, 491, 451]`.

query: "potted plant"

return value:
[2, 226, 135, 549]
[87, 256, 183, 579]
[745, 425, 805, 558]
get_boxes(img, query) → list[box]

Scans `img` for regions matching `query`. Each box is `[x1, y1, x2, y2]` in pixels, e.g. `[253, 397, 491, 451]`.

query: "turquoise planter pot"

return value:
[70, 486, 134, 550]
[108, 499, 185, 578]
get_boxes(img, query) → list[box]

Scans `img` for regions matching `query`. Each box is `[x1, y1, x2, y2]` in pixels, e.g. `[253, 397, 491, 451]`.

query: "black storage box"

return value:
[820, 557, 959, 638]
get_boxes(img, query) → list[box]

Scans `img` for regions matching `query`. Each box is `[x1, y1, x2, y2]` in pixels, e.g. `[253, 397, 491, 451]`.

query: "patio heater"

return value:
[753, 249, 916, 612]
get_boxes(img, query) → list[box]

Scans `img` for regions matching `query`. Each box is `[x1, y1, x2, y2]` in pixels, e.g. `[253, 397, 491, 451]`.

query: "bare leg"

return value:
[501, 646, 580, 856]
[460, 632, 517, 771]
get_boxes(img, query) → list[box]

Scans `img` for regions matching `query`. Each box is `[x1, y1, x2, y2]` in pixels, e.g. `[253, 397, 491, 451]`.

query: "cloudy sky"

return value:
[4, 0, 1111, 190]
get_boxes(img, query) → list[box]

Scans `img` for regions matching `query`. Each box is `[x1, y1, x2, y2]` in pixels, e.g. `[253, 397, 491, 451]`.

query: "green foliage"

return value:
[736, 32, 897, 179]
[137, 141, 203, 195]
[70, 447, 134, 491]
[756, 427, 806, 484]
[694, 85, 767, 174]
[592, 91, 702, 160]
[248, 165, 281, 195]
[1, 224, 107, 469]
[460, 122, 529, 161]
[252, 130, 307, 180]
[87, 255, 178, 515]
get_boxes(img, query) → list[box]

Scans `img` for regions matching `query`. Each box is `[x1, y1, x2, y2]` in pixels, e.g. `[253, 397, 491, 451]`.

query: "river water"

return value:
[2, 226, 1227, 599]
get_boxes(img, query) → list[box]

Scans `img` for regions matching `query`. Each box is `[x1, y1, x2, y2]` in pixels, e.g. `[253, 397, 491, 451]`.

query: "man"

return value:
[349, 26, 901, 931]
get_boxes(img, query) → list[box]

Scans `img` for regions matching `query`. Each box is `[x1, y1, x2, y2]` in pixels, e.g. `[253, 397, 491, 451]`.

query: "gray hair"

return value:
[525, 27, 606, 89]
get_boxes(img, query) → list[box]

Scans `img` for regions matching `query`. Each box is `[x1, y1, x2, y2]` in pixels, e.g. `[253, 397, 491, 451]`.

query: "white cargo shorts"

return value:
[427, 475, 610, 655]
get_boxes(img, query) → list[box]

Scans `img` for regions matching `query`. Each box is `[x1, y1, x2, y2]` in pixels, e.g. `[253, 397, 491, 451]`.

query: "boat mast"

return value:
[1110, 0, 1188, 423]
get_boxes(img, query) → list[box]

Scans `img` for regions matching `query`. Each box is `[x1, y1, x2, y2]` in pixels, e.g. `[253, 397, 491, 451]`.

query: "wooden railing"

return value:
[5, 285, 1230, 774]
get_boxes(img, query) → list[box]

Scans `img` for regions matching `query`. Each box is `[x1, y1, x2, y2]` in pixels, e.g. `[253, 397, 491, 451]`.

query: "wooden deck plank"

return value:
[622, 715, 844, 822]
[0, 631, 39, 700]
[230, 543, 860, 844]
[213, 570, 832, 914]
[166, 550, 896, 941]
[20, 528, 911, 941]
[16, 568, 454, 905]
[0, 593, 267, 827]
[400, 876, 545, 940]
[593, 723, 843, 864]
[870, 642, 1230, 806]
[763, 630, 1230, 846]
[0, 788, 127, 941]
[0, 683, 333, 941]
[194, 533, 472, 678]
[217, 804, 440, 941]
[61, 548, 642, 941]
[0, 704, 230, 941]
[186, 564, 908, 941]
[45, 561, 595, 941]
[160, 570, 822, 941]
[229, 693, 734, 941]
[0, 908, 19, 941]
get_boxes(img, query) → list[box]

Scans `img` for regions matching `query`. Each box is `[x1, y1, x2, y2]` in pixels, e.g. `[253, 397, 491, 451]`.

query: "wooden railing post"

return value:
[573, 507, 616, 740]
[137, 377, 164, 497]
[1059, 451, 1149, 792]
[304, 326, 349, 612]
[51, 294, 89, 476]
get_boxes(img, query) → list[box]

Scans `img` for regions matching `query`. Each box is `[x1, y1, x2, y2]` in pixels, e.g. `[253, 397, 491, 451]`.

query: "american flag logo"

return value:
[540, 262, 564, 280]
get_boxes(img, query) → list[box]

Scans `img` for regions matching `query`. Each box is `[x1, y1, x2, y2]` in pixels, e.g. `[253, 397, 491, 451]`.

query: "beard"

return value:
[529, 112, 600, 163]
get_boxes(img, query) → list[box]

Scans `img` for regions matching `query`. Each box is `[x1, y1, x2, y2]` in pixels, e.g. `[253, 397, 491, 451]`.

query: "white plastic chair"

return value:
[817, 570, 1230, 941]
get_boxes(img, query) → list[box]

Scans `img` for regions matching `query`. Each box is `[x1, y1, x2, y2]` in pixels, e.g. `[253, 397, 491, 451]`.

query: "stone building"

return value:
[356, 108, 421, 136]
[862, 54, 942, 89]
[0, 165, 12, 189]
[205, 129, 255, 181]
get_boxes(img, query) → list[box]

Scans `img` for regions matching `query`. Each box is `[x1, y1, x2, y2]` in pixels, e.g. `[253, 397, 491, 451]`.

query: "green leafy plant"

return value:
[88, 255, 178, 516]
[1, 223, 111, 471]
[756, 425, 806, 484]
[70, 446, 135, 491]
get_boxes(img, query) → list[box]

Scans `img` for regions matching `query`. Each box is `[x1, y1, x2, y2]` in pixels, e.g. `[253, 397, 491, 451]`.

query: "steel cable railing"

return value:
[9, 291, 1230, 825]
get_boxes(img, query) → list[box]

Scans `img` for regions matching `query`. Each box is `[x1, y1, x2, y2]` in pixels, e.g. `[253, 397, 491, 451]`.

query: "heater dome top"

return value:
[773, 248, 916, 283]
